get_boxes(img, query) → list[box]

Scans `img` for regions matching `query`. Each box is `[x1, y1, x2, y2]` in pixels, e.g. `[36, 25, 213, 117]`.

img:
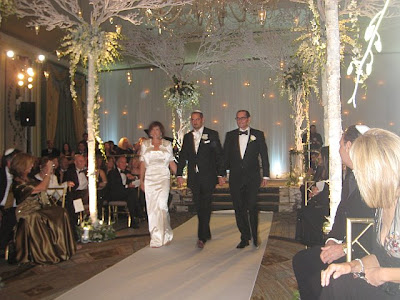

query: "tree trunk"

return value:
[321, 68, 329, 145]
[87, 54, 98, 223]
[325, 0, 342, 229]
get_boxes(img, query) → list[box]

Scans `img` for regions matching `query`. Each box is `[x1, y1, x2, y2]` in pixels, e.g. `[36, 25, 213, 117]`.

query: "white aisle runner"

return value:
[58, 211, 273, 300]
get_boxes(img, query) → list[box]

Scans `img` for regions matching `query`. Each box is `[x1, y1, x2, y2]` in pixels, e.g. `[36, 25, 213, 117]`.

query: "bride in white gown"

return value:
[140, 121, 177, 248]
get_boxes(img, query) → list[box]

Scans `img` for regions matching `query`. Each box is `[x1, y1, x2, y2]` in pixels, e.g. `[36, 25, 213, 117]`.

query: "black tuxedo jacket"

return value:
[0, 167, 8, 203]
[224, 128, 270, 185]
[107, 168, 130, 201]
[63, 164, 87, 192]
[327, 170, 374, 241]
[177, 127, 225, 188]
[41, 148, 60, 157]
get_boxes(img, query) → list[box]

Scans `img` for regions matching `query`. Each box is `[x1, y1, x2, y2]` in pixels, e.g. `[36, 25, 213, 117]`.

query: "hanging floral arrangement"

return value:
[163, 75, 200, 151]
[163, 75, 200, 109]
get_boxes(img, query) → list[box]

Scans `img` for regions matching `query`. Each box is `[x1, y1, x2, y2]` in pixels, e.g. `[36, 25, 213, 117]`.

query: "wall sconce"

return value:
[258, 6, 266, 26]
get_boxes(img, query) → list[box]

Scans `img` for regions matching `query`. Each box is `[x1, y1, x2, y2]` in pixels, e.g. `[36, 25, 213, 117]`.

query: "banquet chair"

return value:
[345, 217, 374, 262]
[46, 186, 68, 208]
[305, 180, 329, 206]
[108, 201, 131, 227]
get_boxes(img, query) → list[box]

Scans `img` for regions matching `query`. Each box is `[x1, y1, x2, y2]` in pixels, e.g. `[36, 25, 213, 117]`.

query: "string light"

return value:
[43, 71, 50, 80]
[35, 25, 40, 35]
[244, 81, 250, 87]
[269, 93, 275, 99]
[150, 67, 154, 71]
[343, 110, 349, 115]
[6, 50, 14, 58]
[115, 25, 122, 34]
[126, 71, 132, 85]
[37, 54, 45, 62]
[389, 122, 395, 126]
[258, 6, 266, 26]
[104, 110, 109, 115]
[361, 94, 367, 100]
[222, 103, 228, 108]
[213, 120, 218, 124]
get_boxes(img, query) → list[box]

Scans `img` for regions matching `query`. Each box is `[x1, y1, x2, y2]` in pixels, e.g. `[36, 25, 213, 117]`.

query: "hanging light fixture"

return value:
[258, 5, 267, 26]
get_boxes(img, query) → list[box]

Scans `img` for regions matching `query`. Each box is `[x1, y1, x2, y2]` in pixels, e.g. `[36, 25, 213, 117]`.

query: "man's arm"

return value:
[258, 131, 270, 178]
[213, 131, 226, 177]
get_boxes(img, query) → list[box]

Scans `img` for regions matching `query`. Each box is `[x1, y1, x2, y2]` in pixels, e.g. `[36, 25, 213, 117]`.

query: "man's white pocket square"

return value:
[204, 140, 210, 144]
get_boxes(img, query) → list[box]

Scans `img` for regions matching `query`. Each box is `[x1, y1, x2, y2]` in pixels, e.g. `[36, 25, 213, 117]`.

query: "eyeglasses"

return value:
[235, 117, 248, 121]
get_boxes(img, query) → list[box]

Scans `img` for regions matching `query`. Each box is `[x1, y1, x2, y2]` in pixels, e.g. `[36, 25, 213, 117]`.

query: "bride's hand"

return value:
[140, 181, 145, 192]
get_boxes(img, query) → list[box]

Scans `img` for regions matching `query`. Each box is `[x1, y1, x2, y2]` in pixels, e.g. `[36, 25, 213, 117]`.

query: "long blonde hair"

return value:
[350, 128, 400, 209]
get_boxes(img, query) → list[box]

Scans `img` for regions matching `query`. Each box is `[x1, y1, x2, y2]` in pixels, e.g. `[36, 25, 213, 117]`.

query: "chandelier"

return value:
[143, 0, 278, 34]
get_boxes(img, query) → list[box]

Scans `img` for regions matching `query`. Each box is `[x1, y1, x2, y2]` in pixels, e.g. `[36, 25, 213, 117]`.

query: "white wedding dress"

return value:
[140, 139, 174, 247]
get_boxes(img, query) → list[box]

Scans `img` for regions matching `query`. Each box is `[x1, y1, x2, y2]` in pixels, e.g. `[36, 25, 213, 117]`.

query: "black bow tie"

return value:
[239, 130, 248, 136]
[78, 169, 86, 174]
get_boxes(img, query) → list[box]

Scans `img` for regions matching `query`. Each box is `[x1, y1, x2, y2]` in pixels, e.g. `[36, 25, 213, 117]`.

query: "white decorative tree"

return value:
[15, 0, 191, 223]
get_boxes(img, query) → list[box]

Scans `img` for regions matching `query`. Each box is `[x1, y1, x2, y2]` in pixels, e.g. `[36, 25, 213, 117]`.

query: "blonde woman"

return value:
[320, 128, 400, 299]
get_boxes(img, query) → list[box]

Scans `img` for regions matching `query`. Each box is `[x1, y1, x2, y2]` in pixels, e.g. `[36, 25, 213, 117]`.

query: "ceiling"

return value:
[1, 1, 399, 71]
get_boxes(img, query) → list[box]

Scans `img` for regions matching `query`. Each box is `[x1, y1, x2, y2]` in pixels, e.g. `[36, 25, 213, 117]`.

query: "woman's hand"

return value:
[140, 181, 145, 192]
[321, 262, 352, 287]
[45, 160, 54, 175]
[365, 267, 385, 286]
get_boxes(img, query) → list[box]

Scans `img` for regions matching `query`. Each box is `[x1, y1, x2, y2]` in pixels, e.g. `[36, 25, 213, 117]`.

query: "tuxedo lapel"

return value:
[233, 129, 242, 160]
[242, 128, 251, 160]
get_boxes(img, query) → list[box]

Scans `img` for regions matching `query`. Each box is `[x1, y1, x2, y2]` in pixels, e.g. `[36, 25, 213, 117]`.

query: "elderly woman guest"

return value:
[140, 121, 176, 248]
[11, 153, 76, 264]
[116, 137, 135, 158]
[320, 128, 400, 299]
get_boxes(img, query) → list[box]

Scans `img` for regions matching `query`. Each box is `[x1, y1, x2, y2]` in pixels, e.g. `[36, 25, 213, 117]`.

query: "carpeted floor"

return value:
[0, 211, 303, 300]
[58, 211, 273, 300]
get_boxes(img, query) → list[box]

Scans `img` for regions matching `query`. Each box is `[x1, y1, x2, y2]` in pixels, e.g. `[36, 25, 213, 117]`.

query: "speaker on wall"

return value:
[20, 102, 36, 127]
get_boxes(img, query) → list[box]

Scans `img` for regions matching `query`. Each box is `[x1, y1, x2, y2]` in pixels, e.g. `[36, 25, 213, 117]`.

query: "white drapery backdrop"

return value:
[99, 51, 400, 176]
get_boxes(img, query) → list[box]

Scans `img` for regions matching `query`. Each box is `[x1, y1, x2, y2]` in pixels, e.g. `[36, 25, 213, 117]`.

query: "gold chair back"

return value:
[346, 217, 374, 262]
[46, 186, 68, 208]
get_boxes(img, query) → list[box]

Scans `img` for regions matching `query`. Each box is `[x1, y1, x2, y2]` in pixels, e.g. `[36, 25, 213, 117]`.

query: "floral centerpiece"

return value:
[77, 216, 116, 243]
[163, 75, 200, 150]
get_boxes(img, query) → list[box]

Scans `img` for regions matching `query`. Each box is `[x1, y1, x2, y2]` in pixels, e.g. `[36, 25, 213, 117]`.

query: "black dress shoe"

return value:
[236, 240, 250, 249]
[253, 240, 260, 249]
[197, 240, 205, 249]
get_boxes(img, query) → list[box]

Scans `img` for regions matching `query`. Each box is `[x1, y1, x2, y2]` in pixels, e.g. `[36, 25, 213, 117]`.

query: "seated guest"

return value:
[34, 157, 74, 202]
[63, 154, 88, 239]
[79, 132, 88, 152]
[116, 137, 134, 160]
[76, 141, 87, 156]
[0, 148, 20, 256]
[104, 141, 116, 157]
[61, 142, 75, 159]
[56, 156, 70, 184]
[106, 156, 116, 175]
[128, 156, 145, 218]
[96, 156, 108, 216]
[296, 147, 330, 246]
[107, 156, 139, 228]
[11, 153, 76, 264]
[293, 125, 375, 300]
[41, 140, 60, 157]
[320, 128, 400, 299]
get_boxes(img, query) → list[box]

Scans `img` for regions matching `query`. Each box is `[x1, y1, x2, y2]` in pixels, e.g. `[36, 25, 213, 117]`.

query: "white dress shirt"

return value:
[193, 126, 204, 154]
[239, 127, 250, 159]
[76, 169, 88, 190]
[118, 168, 127, 186]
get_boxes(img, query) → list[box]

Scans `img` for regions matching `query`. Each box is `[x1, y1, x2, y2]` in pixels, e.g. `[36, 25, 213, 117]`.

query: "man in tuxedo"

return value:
[41, 139, 60, 157]
[0, 148, 20, 256]
[107, 156, 139, 228]
[63, 154, 88, 239]
[177, 111, 225, 248]
[223, 110, 270, 249]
